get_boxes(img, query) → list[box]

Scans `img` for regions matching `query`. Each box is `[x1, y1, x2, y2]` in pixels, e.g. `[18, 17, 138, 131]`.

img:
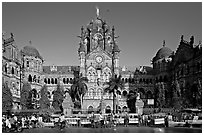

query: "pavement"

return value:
[22, 126, 202, 133]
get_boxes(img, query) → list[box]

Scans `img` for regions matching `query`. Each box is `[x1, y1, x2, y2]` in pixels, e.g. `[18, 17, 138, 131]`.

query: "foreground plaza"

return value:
[2, 5, 202, 133]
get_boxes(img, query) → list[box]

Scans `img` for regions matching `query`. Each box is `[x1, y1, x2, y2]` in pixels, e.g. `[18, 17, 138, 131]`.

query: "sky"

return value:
[2, 2, 202, 67]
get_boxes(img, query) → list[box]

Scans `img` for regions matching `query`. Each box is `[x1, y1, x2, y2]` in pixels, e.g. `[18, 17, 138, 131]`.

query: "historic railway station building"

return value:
[2, 11, 202, 112]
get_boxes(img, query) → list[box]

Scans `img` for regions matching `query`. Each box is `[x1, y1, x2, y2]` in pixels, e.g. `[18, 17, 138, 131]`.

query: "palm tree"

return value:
[70, 72, 88, 110]
[126, 90, 137, 113]
[104, 75, 124, 114]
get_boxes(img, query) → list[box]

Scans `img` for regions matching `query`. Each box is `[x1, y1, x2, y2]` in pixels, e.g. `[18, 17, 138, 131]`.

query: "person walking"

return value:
[124, 112, 129, 127]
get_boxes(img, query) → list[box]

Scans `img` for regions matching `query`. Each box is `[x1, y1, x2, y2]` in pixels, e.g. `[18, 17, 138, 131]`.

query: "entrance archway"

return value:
[88, 106, 94, 114]
[105, 106, 111, 113]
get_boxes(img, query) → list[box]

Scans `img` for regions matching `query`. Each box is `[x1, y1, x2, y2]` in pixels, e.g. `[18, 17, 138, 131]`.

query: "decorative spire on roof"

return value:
[96, 6, 100, 18]
[29, 40, 32, 45]
[163, 40, 166, 47]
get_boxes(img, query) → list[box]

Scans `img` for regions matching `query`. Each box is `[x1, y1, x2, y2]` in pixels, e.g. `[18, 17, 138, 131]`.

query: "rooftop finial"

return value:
[29, 40, 32, 45]
[96, 6, 99, 18]
[163, 40, 165, 47]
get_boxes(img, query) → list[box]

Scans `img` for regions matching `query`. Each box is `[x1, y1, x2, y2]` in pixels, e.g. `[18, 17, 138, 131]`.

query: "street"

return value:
[22, 126, 202, 133]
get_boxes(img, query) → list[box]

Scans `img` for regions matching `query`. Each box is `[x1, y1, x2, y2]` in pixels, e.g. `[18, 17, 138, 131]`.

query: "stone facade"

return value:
[2, 11, 201, 112]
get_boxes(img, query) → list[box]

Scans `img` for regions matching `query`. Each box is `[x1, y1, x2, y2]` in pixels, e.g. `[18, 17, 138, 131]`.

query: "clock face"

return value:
[96, 56, 103, 63]
[94, 33, 103, 41]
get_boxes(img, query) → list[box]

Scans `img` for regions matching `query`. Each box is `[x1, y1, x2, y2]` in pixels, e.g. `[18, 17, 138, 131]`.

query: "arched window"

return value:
[122, 106, 127, 112]
[5, 63, 7, 73]
[33, 75, 36, 82]
[138, 88, 145, 99]
[55, 78, 57, 84]
[122, 78, 124, 82]
[122, 90, 127, 97]
[11, 67, 14, 74]
[125, 78, 128, 83]
[128, 78, 131, 83]
[47, 91, 51, 99]
[48, 78, 50, 84]
[28, 74, 32, 82]
[26, 61, 29, 67]
[38, 76, 40, 83]
[105, 106, 111, 114]
[67, 78, 69, 84]
[51, 78, 54, 84]
[44, 78, 47, 84]
[63, 78, 65, 84]
[146, 91, 153, 99]
[117, 106, 121, 113]
[88, 106, 94, 114]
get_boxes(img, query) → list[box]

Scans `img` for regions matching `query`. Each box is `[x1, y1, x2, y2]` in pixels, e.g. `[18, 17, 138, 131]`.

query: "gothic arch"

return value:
[63, 78, 66, 84]
[122, 90, 127, 97]
[55, 78, 57, 84]
[48, 78, 50, 84]
[105, 105, 111, 113]
[88, 106, 94, 114]
[44, 78, 47, 83]
[11, 67, 14, 74]
[28, 74, 32, 82]
[51, 78, 54, 84]
[146, 90, 153, 99]
[33, 75, 36, 82]
[138, 88, 146, 99]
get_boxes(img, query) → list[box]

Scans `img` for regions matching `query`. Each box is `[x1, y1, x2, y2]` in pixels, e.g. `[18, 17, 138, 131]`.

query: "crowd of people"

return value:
[2, 113, 43, 132]
[3, 110, 197, 132]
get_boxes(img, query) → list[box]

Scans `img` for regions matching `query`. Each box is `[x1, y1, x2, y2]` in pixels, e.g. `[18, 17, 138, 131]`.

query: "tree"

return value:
[171, 80, 182, 109]
[104, 75, 124, 114]
[20, 81, 31, 110]
[52, 83, 64, 111]
[70, 72, 88, 109]
[39, 85, 50, 109]
[126, 90, 137, 113]
[2, 82, 13, 112]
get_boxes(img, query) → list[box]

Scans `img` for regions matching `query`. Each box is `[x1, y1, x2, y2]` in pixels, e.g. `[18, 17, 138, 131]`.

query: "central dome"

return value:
[22, 46, 42, 59]
[153, 46, 173, 61]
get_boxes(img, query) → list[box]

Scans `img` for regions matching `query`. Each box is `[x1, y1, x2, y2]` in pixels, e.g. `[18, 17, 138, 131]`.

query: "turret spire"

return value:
[163, 40, 165, 47]
[96, 6, 100, 18]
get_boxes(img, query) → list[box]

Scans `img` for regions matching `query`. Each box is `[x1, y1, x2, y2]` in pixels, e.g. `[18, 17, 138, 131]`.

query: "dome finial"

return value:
[96, 6, 100, 18]
[163, 40, 165, 47]
[29, 40, 32, 45]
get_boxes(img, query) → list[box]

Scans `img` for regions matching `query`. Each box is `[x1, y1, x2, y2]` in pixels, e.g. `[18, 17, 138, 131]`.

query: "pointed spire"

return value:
[96, 6, 100, 18]
[29, 40, 32, 45]
[163, 40, 165, 47]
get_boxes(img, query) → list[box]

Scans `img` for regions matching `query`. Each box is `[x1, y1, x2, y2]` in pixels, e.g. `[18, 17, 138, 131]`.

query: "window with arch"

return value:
[38, 76, 40, 83]
[4, 63, 7, 73]
[11, 67, 14, 74]
[26, 60, 29, 67]
[44, 78, 47, 84]
[88, 106, 94, 114]
[48, 78, 50, 84]
[28, 74, 32, 82]
[67, 78, 69, 84]
[55, 78, 57, 84]
[105, 106, 111, 114]
[122, 90, 127, 97]
[125, 78, 128, 83]
[63, 78, 65, 84]
[146, 91, 153, 99]
[51, 78, 54, 84]
[33, 75, 36, 82]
